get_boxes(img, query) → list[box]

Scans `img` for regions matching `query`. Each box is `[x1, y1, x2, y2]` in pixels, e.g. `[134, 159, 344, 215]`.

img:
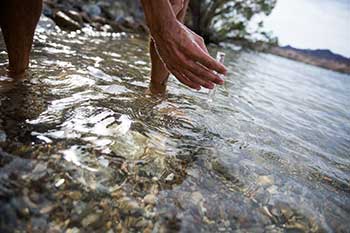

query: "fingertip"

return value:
[219, 65, 228, 75]
[206, 83, 214, 89]
[217, 78, 224, 85]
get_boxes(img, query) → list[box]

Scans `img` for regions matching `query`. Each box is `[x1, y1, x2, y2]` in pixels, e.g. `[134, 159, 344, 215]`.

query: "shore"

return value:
[42, 0, 147, 34]
[230, 40, 350, 75]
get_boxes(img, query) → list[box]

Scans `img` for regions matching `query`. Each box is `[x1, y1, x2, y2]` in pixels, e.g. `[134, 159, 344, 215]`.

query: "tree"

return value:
[188, 0, 277, 43]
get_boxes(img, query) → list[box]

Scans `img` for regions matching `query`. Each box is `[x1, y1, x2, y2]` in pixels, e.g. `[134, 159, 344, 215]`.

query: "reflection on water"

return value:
[0, 27, 349, 232]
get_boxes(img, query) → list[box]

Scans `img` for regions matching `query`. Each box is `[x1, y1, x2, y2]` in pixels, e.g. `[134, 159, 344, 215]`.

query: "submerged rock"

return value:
[143, 194, 157, 206]
[37, 15, 56, 32]
[81, 213, 101, 228]
[257, 175, 274, 186]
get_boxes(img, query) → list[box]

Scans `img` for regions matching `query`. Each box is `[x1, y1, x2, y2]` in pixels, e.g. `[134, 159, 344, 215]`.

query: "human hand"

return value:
[152, 21, 227, 90]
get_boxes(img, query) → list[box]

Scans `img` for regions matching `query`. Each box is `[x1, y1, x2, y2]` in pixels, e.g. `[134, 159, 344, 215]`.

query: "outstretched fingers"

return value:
[183, 69, 214, 89]
[170, 67, 201, 90]
[190, 47, 227, 75]
[184, 60, 223, 84]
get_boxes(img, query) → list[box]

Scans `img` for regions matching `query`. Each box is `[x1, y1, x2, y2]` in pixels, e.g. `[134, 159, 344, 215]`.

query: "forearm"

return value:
[141, 0, 178, 37]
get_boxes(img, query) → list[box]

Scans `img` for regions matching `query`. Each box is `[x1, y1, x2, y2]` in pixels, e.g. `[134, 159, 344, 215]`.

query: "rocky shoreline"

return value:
[228, 40, 350, 75]
[42, 0, 147, 34]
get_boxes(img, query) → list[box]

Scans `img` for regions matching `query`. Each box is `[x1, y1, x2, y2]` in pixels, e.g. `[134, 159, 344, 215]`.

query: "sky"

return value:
[264, 0, 350, 57]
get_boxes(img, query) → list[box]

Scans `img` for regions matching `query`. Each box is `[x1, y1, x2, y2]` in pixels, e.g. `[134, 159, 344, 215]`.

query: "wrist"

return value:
[149, 18, 179, 40]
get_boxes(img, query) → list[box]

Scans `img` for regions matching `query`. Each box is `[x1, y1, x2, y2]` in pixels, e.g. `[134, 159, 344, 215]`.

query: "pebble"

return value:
[81, 213, 100, 227]
[267, 185, 278, 194]
[143, 194, 156, 205]
[118, 197, 144, 216]
[152, 176, 159, 182]
[66, 227, 80, 233]
[83, 4, 102, 17]
[68, 191, 82, 200]
[55, 178, 65, 187]
[0, 130, 7, 142]
[257, 176, 274, 186]
[191, 192, 204, 204]
[54, 11, 81, 31]
[165, 173, 175, 182]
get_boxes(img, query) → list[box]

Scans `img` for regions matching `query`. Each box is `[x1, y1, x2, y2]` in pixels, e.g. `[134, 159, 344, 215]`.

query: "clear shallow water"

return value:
[0, 27, 349, 232]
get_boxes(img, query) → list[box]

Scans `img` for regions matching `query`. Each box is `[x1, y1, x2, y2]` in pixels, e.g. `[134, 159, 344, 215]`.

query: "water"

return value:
[0, 27, 349, 232]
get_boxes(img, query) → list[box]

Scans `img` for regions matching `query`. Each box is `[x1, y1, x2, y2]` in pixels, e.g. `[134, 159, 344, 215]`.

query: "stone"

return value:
[118, 197, 144, 217]
[37, 14, 56, 32]
[143, 194, 156, 205]
[31, 162, 48, 181]
[81, 213, 100, 228]
[55, 178, 65, 187]
[65, 10, 84, 25]
[116, 16, 137, 29]
[66, 227, 80, 233]
[0, 130, 7, 143]
[257, 176, 274, 186]
[53, 11, 81, 31]
[191, 192, 204, 204]
[42, 3, 54, 17]
[82, 4, 102, 18]
[165, 173, 175, 182]
[68, 191, 82, 200]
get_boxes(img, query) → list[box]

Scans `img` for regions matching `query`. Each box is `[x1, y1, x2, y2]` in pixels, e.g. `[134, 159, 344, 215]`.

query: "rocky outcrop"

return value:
[43, 0, 147, 33]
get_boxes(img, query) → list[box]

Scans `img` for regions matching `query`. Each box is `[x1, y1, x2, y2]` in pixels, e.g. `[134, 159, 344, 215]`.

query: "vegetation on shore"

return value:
[43, 0, 277, 43]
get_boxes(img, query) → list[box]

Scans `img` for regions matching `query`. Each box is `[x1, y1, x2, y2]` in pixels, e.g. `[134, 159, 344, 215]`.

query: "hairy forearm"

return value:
[141, 0, 178, 37]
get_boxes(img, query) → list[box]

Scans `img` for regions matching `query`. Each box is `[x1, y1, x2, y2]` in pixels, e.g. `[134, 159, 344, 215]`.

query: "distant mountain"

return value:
[266, 45, 350, 74]
[281, 46, 350, 64]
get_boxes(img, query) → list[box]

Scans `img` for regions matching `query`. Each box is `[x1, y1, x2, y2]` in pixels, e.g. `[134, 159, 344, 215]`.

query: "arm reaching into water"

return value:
[141, 0, 227, 94]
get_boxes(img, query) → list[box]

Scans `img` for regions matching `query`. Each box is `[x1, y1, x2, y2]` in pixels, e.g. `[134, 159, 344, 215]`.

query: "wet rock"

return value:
[53, 11, 81, 31]
[191, 192, 204, 204]
[82, 4, 102, 18]
[40, 204, 57, 214]
[98, 1, 125, 19]
[100, 24, 113, 32]
[81, 213, 101, 228]
[37, 15, 56, 32]
[80, 11, 92, 23]
[42, 3, 54, 17]
[118, 197, 144, 217]
[257, 175, 274, 186]
[266, 185, 278, 194]
[91, 16, 107, 24]
[0, 130, 7, 142]
[54, 178, 65, 188]
[143, 194, 156, 206]
[31, 162, 48, 181]
[65, 10, 84, 25]
[165, 173, 175, 182]
[211, 159, 239, 182]
[31, 217, 48, 232]
[66, 227, 80, 233]
[67, 191, 82, 200]
[116, 16, 137, 30]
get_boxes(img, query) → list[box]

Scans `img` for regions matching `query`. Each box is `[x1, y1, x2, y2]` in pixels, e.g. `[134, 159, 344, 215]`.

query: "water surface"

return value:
[0, 27, 349, 232]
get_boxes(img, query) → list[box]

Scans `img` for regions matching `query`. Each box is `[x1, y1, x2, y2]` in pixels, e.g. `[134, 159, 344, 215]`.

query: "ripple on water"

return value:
[0, 28, 349, 232]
